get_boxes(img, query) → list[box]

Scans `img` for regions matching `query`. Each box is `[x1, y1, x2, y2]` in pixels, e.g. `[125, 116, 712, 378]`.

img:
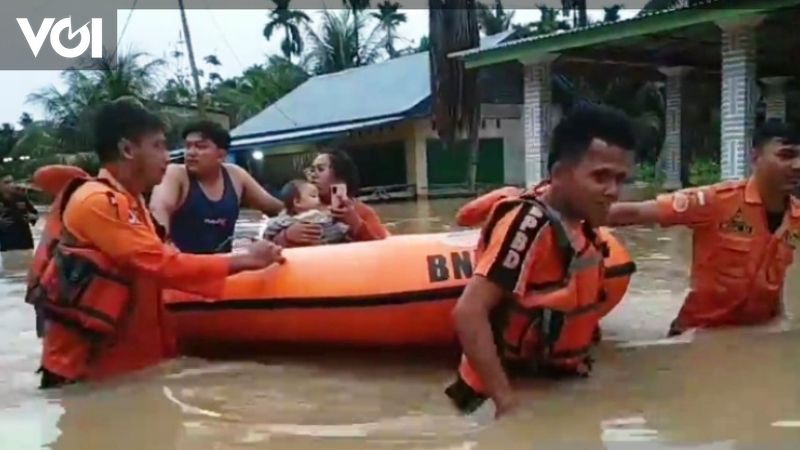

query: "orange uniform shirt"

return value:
[42, 169, 231, 381]
[655, 177, 800, 331]
[351, 200, 389, 241]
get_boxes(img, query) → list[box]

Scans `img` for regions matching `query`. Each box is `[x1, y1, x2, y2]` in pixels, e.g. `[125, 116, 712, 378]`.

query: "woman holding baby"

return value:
[268, 150, 389, 247]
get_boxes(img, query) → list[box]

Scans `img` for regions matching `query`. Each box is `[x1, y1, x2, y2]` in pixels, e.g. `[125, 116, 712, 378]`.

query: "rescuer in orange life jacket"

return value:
[26, 98, 285, 389]
[606, 119, 800, 336]
[445, 104, 637, 419]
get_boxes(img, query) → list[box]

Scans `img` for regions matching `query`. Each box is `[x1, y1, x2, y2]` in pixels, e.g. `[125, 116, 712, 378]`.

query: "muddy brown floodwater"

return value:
[1, 198, 798, 450]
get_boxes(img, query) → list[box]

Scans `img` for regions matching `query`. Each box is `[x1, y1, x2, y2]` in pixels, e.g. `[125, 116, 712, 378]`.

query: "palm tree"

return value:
[27, 50, 165, 156]
[537, 6, 571, 34]
[603, 5, 623, 23]
[371, 1, 407, 58]
[428, 0, 481, 189]
[88, 50, 165, 100]
[476, 0, 514, 35]
[304, 9, 384, 75]
[343, 0, 371, 66]
[416, 36, 431, 53]
[263, 0, 311, 63]
[0, 123, 17, 159]
[562, 0, 588, 28]
[18, 113, 33, 129]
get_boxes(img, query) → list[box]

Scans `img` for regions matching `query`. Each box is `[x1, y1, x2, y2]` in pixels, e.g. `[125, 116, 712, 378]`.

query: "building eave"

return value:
[454, 0, 800, 70]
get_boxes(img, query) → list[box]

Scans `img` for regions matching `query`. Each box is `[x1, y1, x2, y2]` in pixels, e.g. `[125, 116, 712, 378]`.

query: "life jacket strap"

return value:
[444, 373, 488, 414]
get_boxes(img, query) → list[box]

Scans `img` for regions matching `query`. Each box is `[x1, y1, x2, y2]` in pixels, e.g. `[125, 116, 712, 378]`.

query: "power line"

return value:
[117, 0, 140, 50]
[201, 0, 245, 70]
[194, 5, 299, 127]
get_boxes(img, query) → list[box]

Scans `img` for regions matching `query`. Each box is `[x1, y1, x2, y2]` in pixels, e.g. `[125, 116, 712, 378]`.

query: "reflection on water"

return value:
[1, 198, 798, 450]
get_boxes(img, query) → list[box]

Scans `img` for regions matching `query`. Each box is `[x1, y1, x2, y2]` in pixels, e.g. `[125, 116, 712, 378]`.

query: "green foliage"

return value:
[206, 56, 309, 126]
[689, 158, 720, 186]
[303, 9, 386, 75]
[9, 33, 312, 180]
[264, 0, 311, 62]
[635, 161, 665, 185]
[372, 1, 408, 58]
[477, 0, 515, 35]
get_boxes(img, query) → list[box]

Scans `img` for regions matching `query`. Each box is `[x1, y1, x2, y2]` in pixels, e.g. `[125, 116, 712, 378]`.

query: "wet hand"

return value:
[330, 196, 362, 229]
[493, 392, 518, 419]
[244, 240, 285, 267]
[284, 221, 322, 246]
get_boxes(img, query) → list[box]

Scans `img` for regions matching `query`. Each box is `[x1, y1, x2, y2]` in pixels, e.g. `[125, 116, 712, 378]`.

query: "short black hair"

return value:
[548, 104, 637, 172]
[279, 179, 309, 215]
[93, 98, 166, 164]
[182, 120, 231, 151]
[320, 149, 360, 195]
[753, 119, 799, 149]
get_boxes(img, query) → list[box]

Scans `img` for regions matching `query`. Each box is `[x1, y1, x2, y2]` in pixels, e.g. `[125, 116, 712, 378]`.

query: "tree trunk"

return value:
[354, 10, 361, 66]
[428, 0, 480, 189]
[577, 0, 588, 27]
[285, 27, 293, 63]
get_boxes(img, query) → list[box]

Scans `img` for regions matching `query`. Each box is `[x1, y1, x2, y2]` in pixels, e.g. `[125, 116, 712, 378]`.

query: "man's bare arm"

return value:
[606, 201, 662, 227]
[228, 164, 283, 216]
[452, 276, 515, 412]
[149, 164, 185, 233]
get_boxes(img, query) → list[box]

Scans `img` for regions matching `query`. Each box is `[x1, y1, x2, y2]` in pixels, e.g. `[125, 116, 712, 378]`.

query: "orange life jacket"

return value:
[455, 184, 635, 314]
[26, 177, 134, 340]
[32, 164, 89, 197]
[456, 186, 523, 227]
[447, 189, 635, 412]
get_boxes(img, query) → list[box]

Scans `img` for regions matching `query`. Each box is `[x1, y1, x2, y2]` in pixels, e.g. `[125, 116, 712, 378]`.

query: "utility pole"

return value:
[177, 0, 205, 114]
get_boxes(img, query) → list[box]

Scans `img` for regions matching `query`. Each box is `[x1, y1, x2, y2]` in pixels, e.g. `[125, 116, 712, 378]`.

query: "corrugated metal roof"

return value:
[232, 115, 408, 150]
[230, 32, 518, 150]
[231, 51, 431, 141]
[478, 28, 518, 49]
[450, 0, 722, 59]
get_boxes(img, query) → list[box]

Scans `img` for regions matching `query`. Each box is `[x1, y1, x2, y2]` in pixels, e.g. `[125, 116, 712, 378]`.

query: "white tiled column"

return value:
[659, 66, 691, 190]
[521, 55, 556, 187]
[761, 76, 791, 122]
[718, 18, 761, 180]
[404, 121, 428, 197]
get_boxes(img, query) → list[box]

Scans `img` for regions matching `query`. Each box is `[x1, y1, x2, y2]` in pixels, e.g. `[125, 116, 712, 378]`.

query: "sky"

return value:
[0, 5, 638, 127]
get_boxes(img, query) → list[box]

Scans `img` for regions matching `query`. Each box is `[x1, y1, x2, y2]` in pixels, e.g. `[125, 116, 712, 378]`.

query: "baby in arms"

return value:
[260, 179, 349, 245]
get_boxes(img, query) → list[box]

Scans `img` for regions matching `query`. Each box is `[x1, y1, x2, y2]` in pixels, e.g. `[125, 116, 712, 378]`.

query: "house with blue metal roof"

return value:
[218, 30, 542, 199]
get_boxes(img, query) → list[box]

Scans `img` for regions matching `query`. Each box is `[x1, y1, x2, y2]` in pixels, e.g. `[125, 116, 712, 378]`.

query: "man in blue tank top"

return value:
[150, 121, 283, 254]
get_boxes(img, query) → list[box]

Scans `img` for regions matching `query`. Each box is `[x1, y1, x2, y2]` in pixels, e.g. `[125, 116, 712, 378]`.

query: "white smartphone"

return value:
[331, 183, 347, 208]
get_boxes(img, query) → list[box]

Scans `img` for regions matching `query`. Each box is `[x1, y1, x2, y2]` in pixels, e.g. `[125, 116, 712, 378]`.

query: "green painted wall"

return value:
[426, 138, 505, 185]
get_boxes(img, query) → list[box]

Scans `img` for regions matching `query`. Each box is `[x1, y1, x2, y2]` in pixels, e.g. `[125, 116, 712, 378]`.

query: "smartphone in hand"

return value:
[331, 183, 347, 209]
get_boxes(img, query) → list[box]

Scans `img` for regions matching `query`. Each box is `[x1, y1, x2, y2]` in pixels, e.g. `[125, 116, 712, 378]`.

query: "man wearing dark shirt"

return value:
[0, 174, 38, 251]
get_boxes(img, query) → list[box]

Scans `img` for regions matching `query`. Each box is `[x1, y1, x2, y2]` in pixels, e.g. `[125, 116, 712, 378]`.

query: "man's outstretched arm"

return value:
[149, 164, 184, 234]
[229, 164, 283, 216]
[608, 188, 717, 228]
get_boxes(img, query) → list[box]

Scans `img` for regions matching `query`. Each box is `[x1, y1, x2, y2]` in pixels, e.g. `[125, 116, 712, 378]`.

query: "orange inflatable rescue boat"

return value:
[165, 227, 635, 352]
[30, 166, 636, 352]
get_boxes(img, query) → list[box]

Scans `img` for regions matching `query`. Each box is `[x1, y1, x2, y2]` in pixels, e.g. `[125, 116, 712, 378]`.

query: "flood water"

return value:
[1, 198, 799, 450]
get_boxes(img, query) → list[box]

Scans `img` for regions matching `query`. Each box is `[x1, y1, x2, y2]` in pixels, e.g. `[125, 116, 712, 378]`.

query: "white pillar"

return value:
[659, 66, 691, 190]
[717, 18, 761, 180]
[405, 121, 428, 198]
[761, 76, 791, 122]
[521, 55, 556, 187]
